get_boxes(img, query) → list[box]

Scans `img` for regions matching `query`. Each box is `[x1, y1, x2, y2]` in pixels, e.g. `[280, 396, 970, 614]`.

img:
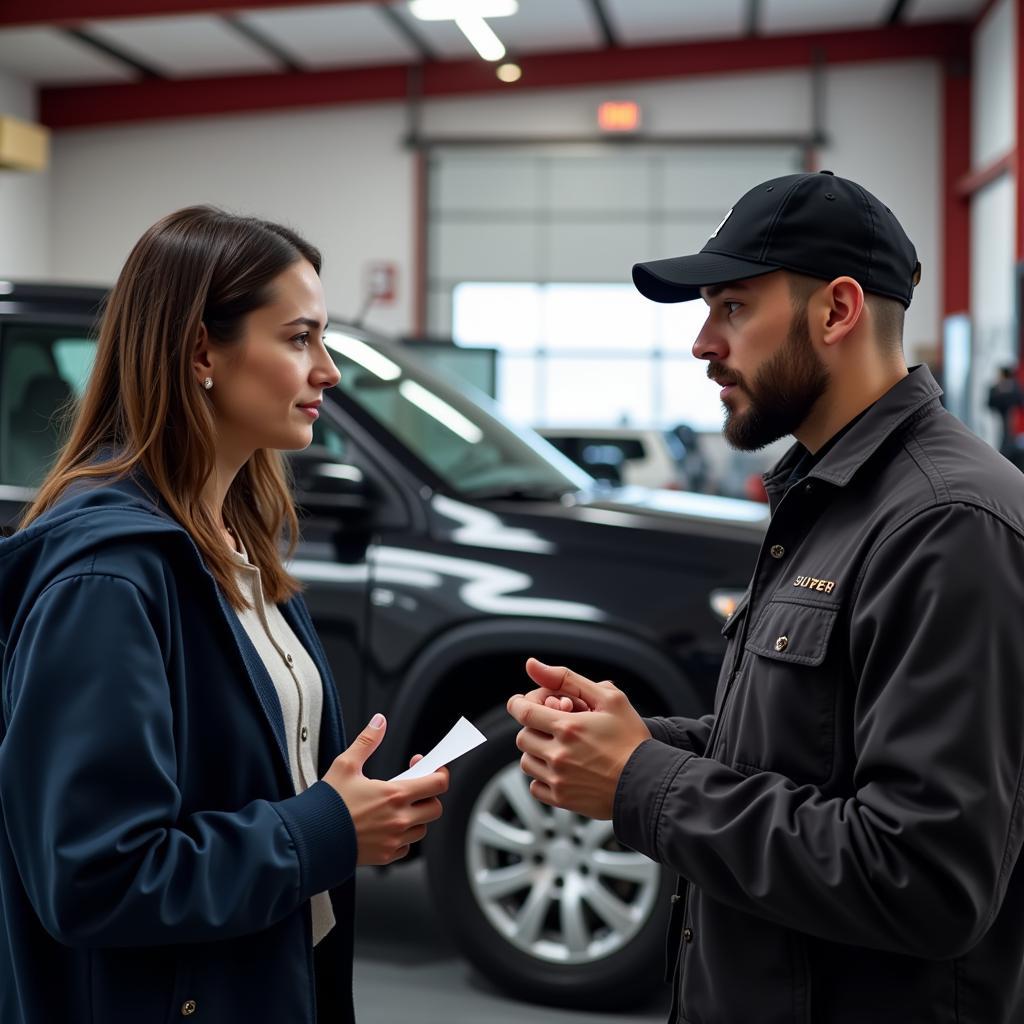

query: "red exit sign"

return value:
[598, 100, 641, 133]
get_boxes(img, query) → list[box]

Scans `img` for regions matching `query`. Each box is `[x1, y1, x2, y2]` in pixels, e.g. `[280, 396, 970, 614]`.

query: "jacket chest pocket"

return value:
[726, 599, 839, 784]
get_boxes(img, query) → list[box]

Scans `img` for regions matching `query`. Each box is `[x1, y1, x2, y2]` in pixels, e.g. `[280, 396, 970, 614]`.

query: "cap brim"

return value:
[632, 252, 780, 303]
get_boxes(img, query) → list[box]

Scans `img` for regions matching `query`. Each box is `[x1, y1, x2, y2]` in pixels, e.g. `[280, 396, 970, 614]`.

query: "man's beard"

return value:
[711, 310, 829, 451]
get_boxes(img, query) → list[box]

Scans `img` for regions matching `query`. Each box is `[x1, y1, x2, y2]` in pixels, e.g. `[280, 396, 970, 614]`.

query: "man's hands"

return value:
[506, 658, 651, 820]
[323, 713, 449, 865]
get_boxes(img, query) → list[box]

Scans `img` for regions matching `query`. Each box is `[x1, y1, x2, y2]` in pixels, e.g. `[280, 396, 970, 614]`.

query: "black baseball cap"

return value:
[632, 171, 921, 308]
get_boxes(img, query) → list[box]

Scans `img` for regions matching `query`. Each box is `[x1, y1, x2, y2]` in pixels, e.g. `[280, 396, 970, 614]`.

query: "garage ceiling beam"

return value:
[745, 0, 761, 37]
[0, 0, 376, 29]
[376, 4, 437, 62]
[886, 0, 910, 25]
[61, 25, 164, 77]
[39, 22, 968, 130]
[586, 0, 619, 50]
[221, 15, 302, 72]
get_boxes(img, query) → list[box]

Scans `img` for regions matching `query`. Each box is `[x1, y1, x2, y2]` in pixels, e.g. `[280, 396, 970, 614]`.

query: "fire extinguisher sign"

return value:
[366, 262, 397, 304]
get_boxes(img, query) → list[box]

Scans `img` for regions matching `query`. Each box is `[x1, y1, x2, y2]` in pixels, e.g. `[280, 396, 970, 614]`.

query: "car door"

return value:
[286, 411, 385, 741]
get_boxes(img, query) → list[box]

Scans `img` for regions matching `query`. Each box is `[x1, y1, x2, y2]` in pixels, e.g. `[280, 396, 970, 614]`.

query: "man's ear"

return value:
[821, 277, 865, 349]
[192, 322, 214, 386]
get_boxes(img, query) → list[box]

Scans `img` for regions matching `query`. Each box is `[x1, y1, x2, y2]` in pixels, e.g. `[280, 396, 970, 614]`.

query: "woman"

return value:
[0, 207, 448, 1024]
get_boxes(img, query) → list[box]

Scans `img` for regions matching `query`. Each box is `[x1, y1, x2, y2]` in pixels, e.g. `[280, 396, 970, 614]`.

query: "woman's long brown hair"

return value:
[21, 205, 322, 610]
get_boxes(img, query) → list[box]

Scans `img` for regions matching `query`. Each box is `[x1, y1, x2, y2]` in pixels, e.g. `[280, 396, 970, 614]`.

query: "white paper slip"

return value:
[390, 716, 486, 781]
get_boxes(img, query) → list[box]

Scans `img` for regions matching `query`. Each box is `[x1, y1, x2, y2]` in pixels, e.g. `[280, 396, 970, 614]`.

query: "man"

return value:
[987, 364, 1023, 459]
[507, 171, 1024, 1023]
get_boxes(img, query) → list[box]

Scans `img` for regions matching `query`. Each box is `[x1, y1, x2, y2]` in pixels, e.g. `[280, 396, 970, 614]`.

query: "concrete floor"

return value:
[352, 859, 671, 1024]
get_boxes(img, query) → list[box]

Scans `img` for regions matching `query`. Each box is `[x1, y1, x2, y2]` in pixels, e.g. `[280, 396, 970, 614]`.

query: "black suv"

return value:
[0, 282, 767, 1009]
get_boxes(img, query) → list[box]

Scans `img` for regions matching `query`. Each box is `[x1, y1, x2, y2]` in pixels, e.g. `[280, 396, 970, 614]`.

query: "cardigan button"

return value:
[285, 652, 294, 667]
[682, 928, 694, 943]
[301, 726, 309, 742]
[181, 1000, 197, 1016]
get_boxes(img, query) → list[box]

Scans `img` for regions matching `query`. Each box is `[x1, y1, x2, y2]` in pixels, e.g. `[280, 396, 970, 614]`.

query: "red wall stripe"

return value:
[40, 22, 967, 130]
[943, 56, 972, 317]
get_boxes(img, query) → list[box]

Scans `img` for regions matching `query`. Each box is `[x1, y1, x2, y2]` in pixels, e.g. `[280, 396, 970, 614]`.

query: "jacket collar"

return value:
[763, 364, 943, 500]
[44, 471, 345, 772]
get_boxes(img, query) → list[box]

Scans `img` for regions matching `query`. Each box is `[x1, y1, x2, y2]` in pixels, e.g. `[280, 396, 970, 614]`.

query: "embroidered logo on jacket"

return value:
[793, 575, 835, 594]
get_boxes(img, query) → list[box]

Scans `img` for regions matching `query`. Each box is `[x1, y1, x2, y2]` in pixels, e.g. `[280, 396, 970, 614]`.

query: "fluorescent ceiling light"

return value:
[398, 380, 483, 444]
[409, 0, 517, 19]
[324, 331, 401, 381]
[408, 0, 513, 61]
[456, 15, 505, 60]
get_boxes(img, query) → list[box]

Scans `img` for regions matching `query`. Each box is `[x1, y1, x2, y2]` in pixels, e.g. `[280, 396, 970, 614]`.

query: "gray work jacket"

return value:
[615, 365, 1024, 1023]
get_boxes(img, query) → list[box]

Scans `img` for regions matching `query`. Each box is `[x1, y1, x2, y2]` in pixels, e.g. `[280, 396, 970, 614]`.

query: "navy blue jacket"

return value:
[0, 476, 358, 1024]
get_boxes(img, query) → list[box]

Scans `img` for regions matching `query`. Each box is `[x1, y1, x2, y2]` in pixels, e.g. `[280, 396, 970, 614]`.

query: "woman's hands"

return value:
[323, 713, 449, 865]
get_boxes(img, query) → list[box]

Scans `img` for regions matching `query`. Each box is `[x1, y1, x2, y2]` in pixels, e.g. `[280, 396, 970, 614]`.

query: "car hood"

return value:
[435, 484, 768, 558]
[583, 485, 769, 528]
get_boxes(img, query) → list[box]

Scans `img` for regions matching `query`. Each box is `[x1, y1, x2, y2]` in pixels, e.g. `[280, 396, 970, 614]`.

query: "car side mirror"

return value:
[290, 448, 375, 517]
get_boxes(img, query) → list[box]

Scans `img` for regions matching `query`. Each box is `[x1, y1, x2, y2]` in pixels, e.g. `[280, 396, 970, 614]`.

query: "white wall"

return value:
[0, 72, 50, 279]
[813, 60, 940, 361]
[50, 102, 415, 335]
[421, 67, 813, 136]
[47, 58, 940, 356]
[973, 0, 1016, 165]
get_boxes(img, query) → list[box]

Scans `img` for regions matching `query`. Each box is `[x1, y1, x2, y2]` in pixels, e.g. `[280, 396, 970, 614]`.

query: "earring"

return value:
[202, 377, 213, 391]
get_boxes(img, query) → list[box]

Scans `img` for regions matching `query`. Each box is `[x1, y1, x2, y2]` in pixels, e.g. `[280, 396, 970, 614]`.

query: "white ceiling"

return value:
[605, 0, 749, 46]
[759, 0, 894, 36]
[240, 5, 418, 69]
[87, 15, 283, 78]
[0, 0, 988, 87]
[0, 26, 136, 85]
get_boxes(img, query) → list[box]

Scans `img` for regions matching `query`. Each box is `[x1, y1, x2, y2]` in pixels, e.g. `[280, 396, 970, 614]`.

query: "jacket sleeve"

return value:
[614, 504, 1024, 959]
[643, 714, 715, 752]
[0, 572, 358, 948]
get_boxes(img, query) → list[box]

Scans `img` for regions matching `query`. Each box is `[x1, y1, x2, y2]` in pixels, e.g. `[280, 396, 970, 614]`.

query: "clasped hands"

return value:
[506, 658, 651, 820]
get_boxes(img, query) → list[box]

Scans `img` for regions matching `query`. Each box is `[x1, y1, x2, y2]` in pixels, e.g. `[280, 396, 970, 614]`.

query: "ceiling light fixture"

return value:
[496, 62, 522, 83]
[455, 15, 506, 61]
[408, 0, 516, 63]
[409, 0, 517, 19]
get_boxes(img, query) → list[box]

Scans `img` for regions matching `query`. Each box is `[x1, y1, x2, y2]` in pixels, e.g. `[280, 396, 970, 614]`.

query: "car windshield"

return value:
[325, 329, 592, 499]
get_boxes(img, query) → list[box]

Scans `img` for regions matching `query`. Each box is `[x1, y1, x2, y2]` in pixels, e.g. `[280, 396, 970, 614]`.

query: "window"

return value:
[0, 325, 93, 487]
[325, 332, 588, 497]
[452, 282, 720, 430]
[311, 415, 349, 458]
[430, 143, 803, 432]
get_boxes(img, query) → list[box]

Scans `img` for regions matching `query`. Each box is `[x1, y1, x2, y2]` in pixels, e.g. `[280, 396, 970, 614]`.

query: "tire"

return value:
[425, 706, 672, 1010]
